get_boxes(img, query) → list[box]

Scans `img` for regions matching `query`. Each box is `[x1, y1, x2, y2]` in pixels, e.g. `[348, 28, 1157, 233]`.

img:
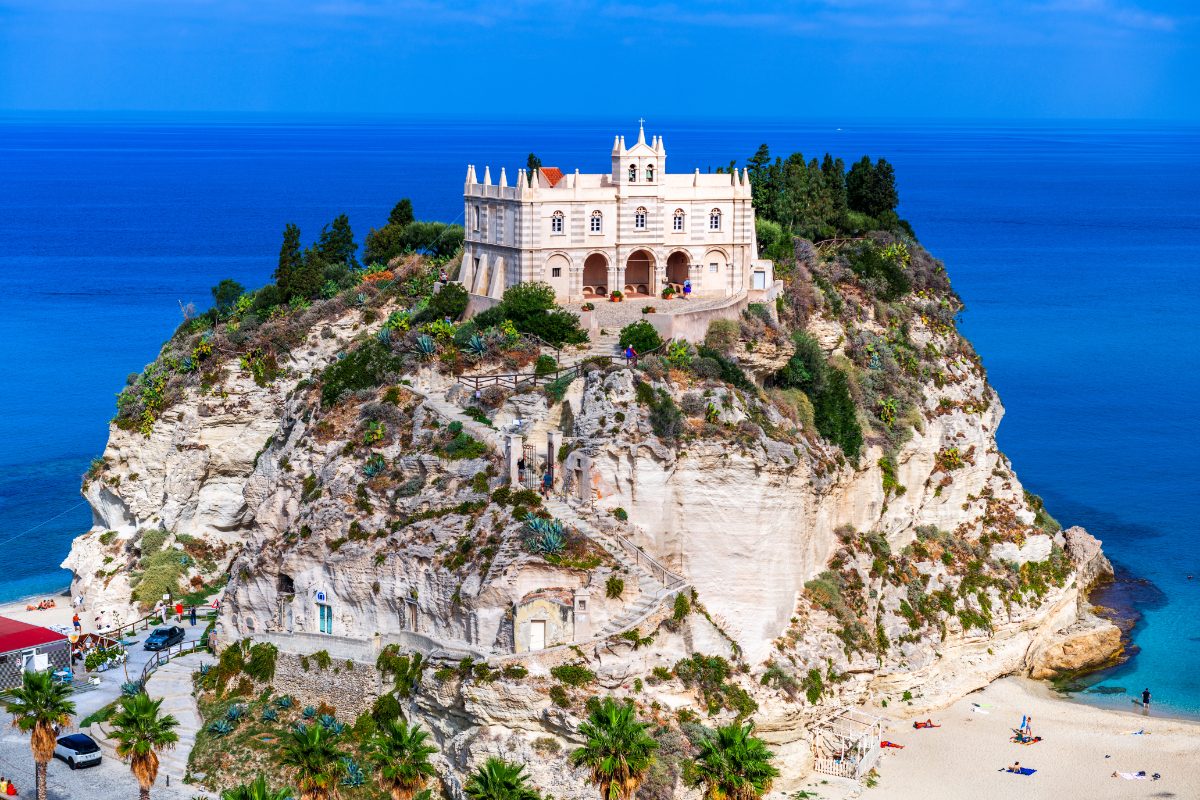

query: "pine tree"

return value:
[388, 198, 415, 227]
[275, 223, 303, 299]
[821, 154, 849, 225]
[289, 247, 325, 302]
[746, 144, 772, 213]
[315, 214, 358, 269]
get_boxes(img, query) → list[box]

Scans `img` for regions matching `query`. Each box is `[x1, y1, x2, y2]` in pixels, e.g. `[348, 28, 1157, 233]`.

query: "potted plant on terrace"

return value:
[609, 290, 624, 303]
[581, 302, 596, 311]
[661, 285, 676, 300]
[642, 305, 656, 314]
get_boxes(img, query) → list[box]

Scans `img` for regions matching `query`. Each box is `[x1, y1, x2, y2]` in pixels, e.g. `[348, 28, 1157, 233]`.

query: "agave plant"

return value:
[199, 663, 211, 676]
[302, 705, 317, 719]
[377, 326, 393, 344]
[261, 707, 279, 723]
[121, 680, 144, 697]
[317, 714, 345, 735]
[466, 334, 488, 357]
[340, 756, 366, 788]
[363, 453, 388, 478]
[413, 334, 436, 358]
[274, 695, 294, 709]
[524, 517, 566, 556]
[208, 719, 235, 737]
[226, 703, 246, 722]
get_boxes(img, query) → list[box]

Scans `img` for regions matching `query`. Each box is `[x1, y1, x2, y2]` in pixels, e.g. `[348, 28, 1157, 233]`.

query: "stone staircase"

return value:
[544, 497, 687, 639]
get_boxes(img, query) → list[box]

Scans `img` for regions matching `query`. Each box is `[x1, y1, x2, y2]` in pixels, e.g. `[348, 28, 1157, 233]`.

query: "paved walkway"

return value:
[585, 294, 733, 330]
[144, 651, 210, 787]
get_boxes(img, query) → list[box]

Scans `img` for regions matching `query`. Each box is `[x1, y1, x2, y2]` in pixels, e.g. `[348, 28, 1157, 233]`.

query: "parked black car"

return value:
[54, 733, 101, 769]
[143, 626, 185, 650]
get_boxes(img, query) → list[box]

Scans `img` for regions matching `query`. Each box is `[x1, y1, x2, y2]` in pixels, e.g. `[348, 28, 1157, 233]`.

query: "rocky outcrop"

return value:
[1028, 611, 1123, 680]
[65, 251, 1124, 797]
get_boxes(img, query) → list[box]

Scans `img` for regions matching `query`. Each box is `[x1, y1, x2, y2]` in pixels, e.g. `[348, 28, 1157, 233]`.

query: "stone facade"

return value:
[270, 650, 382, 718]
[460, 124, 772, 302]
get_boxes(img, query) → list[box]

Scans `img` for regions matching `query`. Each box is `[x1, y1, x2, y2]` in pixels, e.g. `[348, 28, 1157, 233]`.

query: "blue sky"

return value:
[0, 0, 1196, 118]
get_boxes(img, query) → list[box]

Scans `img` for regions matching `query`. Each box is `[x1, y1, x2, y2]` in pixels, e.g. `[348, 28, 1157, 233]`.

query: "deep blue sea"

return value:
[1, 116, 1197, 714]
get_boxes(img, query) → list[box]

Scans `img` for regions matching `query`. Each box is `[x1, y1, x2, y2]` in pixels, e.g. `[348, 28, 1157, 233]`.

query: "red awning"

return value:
[0, 616, 66, 653]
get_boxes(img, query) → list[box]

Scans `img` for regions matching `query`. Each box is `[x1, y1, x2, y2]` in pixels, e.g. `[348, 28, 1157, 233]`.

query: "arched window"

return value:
[473, 206, 481, 231]
[634, 207, 647, 230]
[645, 165, 655, 182]
[551, 210, 564, 234]
[673, 209, 685, 232]
[628, 164, 637, 182]
[709, 208, 722, 230]
[590, 210, 603, 233]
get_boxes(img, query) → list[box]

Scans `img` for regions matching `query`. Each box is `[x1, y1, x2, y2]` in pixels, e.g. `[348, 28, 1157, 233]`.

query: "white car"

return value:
[54, 733, 102, 769]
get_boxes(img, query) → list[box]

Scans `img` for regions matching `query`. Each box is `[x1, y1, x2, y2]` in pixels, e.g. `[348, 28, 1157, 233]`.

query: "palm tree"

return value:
[463, 757, 539, 800]
[366, 719, 438, 800]
[278, 723, 346, 800]
[221, 774, 296, 800]
[686, 722, 779, 800]
[109, 692, 180, 800]
[0, 669, 76, 800]
[571, 697, 658, 800]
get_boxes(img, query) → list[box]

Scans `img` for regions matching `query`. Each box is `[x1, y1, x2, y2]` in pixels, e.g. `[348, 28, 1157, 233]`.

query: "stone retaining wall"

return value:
[272, 650, 383, 718]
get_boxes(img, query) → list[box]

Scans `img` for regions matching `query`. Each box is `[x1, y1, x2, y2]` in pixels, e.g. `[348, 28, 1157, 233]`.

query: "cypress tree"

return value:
[747, 144, 772, 211]
[315, 214, 358, 269]
[275, 223, 303, 298]
[388, 198, 414, 227]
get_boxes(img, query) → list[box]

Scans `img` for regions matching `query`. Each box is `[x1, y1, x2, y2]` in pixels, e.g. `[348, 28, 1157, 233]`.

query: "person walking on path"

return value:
[174, 601, 183, 622]
[624, 344, 635, 366]
[71, 613, 81, 633]
[189, 605, 197, 627]
[1142, 688, 1152, 712]
[541, 470, 553, 499]
[683, 279, 692, 300]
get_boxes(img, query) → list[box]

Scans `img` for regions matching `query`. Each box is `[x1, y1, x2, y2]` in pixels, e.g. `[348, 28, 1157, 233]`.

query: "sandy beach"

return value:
[869, 677, 1200, 799]
[0, 591, 75, 630]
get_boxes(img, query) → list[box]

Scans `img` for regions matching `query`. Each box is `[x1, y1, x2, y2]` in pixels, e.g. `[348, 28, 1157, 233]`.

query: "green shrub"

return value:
[803, 668, 825, 704]
[605, 576, 625, 599]
[442, 432, 487, 460]
[672, 592, 691, 621]
[847, 240, 910, 301]
[131, 549, 185, 608]
[475, 282, 587, 346]
[429, 281, 469, 320]
[371, 692, 402, 724]
[619, 320, 663, 354]
[549, 685, 570, 708]
[549, 664, 595, 687]
[321, 340, 403, 407]
[244, 643, 278, 683]
[139, 529, 168, 557]
[695, 346, 754, 391]
[704, 319, 740, 354]
[612, 507, 629, 521]
[534, 354, 558, 376]
[648, 392, 684, 441]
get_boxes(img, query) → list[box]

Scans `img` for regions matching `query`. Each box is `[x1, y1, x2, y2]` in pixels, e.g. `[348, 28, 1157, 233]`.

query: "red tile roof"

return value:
[539, 167, 564, 187]
[0, 616, 66, 653]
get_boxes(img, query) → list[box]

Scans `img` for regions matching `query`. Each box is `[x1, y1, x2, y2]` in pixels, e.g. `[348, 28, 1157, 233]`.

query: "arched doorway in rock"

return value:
[582, 253, 608, 297]
[624, 249, 654, 296]
[666, 251, 690, 289]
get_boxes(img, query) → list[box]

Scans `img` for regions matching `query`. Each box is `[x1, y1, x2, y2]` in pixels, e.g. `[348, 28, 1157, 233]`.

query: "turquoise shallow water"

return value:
[0, 116, 1196, 713]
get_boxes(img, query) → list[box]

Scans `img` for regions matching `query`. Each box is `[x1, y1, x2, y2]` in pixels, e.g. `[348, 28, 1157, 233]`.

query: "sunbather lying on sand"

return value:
[913, 719, 941, 729]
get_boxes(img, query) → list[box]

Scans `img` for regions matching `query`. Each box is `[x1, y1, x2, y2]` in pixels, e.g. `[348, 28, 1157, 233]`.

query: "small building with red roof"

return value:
[0, 616, 70, 689]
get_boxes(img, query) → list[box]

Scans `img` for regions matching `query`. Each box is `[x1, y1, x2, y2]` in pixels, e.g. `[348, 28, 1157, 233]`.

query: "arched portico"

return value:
[666, 250, 690, 288]
[583, 253, 609, 297]
[624, 249, 654, 296]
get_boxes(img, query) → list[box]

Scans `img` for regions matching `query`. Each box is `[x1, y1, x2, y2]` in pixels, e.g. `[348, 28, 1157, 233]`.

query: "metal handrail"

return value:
[138, 637, 208, 687]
